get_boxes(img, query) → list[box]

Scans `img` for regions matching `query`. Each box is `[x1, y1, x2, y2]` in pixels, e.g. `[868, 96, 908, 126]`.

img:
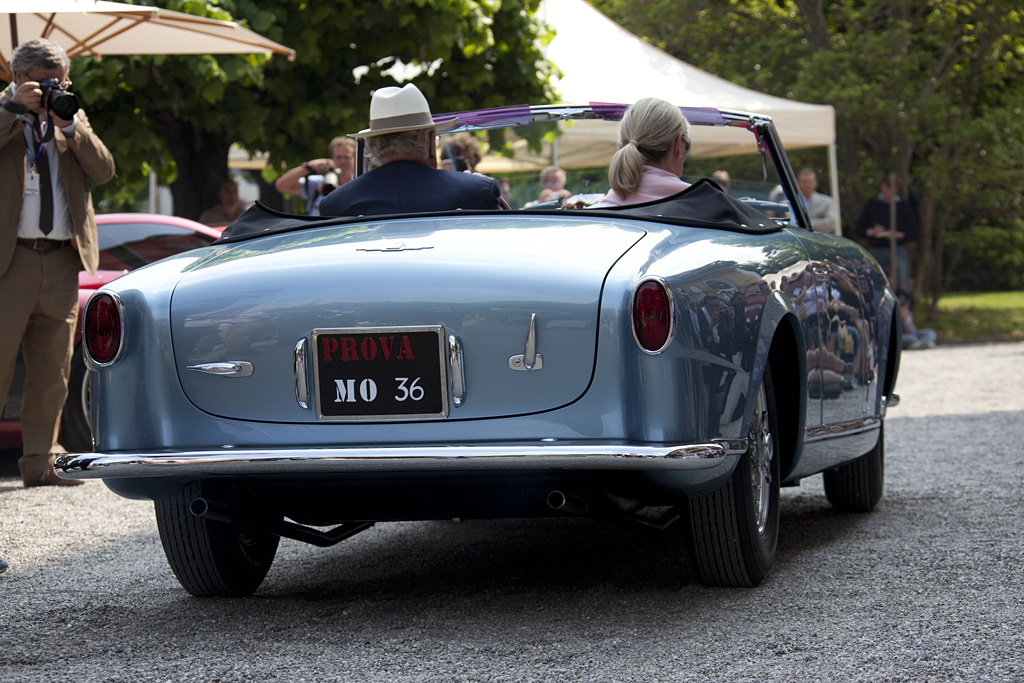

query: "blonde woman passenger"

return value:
[593, 98, 691, 207]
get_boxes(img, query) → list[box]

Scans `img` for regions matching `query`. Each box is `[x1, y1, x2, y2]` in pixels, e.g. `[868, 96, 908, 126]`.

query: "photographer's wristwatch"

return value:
[303, 161, 314, 174]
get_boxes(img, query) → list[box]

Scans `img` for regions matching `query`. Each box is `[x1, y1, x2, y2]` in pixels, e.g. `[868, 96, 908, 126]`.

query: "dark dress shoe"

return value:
[23, 469, 85, 487]
[0, 556, 8, 574]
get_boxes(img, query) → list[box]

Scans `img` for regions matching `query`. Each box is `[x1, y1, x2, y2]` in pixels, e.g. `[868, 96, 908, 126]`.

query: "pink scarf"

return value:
[597, 166, 690, 206]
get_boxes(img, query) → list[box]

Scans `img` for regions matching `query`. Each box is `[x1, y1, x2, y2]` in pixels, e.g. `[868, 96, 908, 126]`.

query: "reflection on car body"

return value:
[56, 104, 900, 596]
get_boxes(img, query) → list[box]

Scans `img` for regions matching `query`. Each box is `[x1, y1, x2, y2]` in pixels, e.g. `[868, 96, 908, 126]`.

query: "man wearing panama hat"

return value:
[320, 83, 501, 216]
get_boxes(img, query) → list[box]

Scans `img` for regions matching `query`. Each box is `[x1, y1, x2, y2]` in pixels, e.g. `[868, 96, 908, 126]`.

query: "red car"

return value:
[1, 214, 223, 453]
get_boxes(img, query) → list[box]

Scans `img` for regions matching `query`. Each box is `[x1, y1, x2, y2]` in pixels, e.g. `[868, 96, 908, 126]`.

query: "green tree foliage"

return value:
[40, 0, 556, 219]
[592, 0, 1024, 306]
[945, 221, 1024, 292]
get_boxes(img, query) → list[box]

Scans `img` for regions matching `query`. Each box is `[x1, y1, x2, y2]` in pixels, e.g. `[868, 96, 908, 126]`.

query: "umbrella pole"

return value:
[9, 14, 17, 50]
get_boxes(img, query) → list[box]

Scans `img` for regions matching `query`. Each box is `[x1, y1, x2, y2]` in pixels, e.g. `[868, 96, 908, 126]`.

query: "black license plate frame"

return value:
[311, 326, 448, 421]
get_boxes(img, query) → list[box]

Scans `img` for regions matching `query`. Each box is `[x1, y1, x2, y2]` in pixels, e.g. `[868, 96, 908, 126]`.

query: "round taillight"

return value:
[84, 292, 123, 365]
[632, 279, 673, 353]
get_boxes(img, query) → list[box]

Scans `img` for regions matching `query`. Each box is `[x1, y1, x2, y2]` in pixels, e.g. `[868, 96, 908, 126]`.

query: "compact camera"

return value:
[38, 78, 79, 119]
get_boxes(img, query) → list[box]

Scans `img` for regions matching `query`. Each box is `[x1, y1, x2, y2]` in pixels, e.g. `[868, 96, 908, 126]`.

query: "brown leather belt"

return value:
[16, 238, 72, 253]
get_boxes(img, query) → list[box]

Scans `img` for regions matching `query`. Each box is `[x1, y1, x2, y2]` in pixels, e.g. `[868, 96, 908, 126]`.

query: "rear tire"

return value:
[60, 346, 92, 453]
[823, 424, 884, 512]
[688, 367, 781, 587]
[155, 480, 280, 597]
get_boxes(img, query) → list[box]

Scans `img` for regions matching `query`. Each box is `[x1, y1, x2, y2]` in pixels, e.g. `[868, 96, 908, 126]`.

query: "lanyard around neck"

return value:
[24, 117, 49, 171]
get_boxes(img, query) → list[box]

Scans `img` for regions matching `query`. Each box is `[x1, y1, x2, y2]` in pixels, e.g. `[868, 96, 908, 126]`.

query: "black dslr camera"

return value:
[38, 78, 80, 119]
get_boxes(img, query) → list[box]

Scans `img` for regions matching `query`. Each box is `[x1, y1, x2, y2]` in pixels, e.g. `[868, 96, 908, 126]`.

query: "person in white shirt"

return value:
[796, 168, 838, 234]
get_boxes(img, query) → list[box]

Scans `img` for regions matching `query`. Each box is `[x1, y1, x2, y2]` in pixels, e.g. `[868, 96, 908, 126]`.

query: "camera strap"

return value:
[38, 111, 56, 143]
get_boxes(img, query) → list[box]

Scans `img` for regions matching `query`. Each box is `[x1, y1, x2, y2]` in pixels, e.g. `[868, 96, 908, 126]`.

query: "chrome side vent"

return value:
[294, 338, 309, 410]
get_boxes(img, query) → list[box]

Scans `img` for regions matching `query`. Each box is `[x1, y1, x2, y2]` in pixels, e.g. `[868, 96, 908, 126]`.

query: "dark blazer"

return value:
[320, 160, 501, 217]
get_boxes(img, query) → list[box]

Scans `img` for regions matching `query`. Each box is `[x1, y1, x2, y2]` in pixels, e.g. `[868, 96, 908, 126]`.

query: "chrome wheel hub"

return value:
[749, 382, 774, 534]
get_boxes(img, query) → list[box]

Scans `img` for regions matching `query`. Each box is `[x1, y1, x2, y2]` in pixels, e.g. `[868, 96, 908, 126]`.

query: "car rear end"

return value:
[65, 214, 746, 513]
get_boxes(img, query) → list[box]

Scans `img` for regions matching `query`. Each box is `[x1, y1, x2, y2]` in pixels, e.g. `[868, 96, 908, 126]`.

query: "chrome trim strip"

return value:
[447, 334, 466, 407]
[186, 361, 254, 377]
[294, 338, 309, 410]
[804, 416, 881, 443]
[55, 439, 747, 480]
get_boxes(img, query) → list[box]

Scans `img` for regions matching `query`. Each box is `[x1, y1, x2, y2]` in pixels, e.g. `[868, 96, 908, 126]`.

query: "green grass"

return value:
[927, 291, 1024, 344]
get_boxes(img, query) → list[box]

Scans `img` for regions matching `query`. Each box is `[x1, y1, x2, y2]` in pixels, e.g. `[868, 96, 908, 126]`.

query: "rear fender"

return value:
[753, 293, 806, 482]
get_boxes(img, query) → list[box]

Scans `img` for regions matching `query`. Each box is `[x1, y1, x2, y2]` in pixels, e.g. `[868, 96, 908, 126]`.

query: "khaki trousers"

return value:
[0, 244, 80, 484]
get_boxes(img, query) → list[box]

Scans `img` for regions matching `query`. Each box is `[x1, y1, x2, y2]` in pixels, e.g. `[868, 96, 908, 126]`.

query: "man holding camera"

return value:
[274, 136, 355, 215]
[0, 38, 115, 487]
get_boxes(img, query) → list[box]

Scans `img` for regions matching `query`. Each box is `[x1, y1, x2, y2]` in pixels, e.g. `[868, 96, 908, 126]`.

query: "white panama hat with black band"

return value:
[352, 83, 458, 138]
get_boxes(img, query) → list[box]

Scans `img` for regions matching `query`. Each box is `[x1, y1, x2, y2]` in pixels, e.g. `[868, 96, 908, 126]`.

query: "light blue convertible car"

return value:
[60, 104, 900, 596]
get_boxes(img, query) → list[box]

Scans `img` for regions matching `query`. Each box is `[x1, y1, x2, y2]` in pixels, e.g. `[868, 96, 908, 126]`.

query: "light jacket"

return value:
[0, 82, 115, 276]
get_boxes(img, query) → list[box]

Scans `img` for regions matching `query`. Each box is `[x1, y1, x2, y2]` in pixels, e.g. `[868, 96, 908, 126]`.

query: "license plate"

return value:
[312, 326, 448, 421]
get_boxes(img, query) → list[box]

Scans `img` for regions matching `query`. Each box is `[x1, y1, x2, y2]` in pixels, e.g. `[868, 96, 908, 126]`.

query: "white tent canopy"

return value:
[535, 0, 835, 160]
[474, 0, 839, 226]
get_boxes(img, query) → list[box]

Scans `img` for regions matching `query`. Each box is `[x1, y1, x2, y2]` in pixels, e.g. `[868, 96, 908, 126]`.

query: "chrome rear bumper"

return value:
[54, 440, 746, 480]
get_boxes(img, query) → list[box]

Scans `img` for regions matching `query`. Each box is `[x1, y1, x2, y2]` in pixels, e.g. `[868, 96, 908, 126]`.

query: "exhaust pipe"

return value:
[190, 497, 374, 548]
[546, 490, 680, 531]
[546, 490, 589, 516]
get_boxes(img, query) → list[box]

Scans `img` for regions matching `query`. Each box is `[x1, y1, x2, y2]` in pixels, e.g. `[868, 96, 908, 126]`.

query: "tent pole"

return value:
[828, 142, 841, 235]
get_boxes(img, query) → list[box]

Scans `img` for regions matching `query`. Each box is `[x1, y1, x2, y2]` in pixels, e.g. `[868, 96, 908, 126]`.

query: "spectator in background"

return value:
[0, 38, 115, 487]
[593, 97, 690, 207]
[856, 176, 918, 289]
[198, 179, 245, 226]
[899, 290, 936, 349]
[796, 168, 838, 234]
[275, 136, 356, 215]
[537, 165, 572, 203]
[320, 83, 501, 216]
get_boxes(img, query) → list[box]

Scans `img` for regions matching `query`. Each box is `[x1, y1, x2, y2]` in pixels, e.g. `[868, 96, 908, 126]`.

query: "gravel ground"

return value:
[1, 341, 1022, 682]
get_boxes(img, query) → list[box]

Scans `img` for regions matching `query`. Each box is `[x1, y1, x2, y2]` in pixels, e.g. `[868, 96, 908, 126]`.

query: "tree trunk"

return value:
[793, 0, 828, 50]
[150, 108, 233, 221]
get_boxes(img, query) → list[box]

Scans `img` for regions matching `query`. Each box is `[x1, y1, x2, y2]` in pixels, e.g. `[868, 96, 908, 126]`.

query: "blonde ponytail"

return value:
[608, 98, 690, 198]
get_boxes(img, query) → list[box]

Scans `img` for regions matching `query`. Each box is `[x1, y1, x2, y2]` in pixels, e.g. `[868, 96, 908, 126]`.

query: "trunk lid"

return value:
[170, 215, 644, 422]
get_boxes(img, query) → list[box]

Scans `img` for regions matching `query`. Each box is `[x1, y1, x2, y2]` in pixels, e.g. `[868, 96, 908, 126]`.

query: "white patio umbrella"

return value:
[1, 0, 295, 81]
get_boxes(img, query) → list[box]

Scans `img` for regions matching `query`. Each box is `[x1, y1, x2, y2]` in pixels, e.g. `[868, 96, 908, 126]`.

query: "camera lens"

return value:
[49, 91, 80, 119]
[320, 171, 340, 195]
[39, 79, 80, 119]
